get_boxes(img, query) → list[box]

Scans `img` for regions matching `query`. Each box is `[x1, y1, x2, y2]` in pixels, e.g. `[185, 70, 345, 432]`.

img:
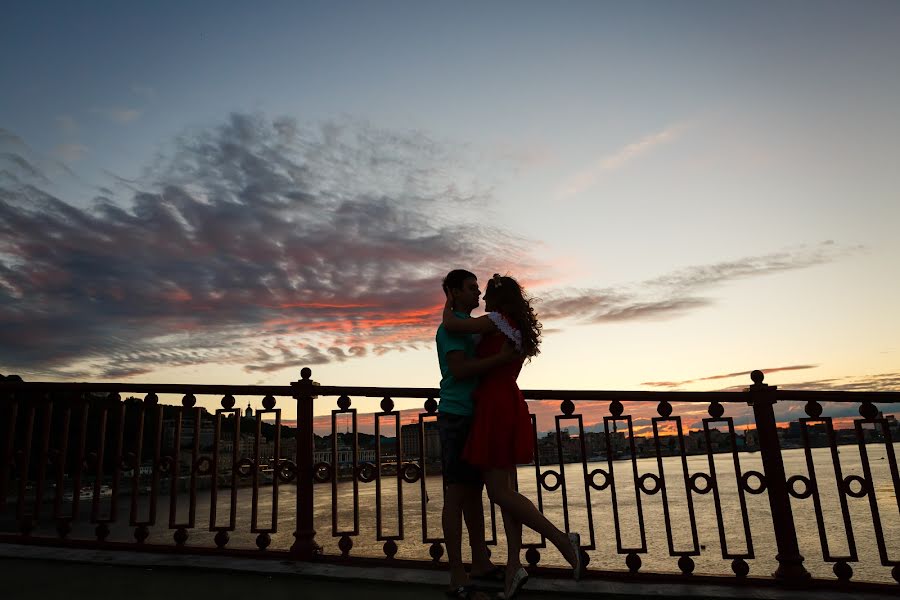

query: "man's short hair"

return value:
[442, 269, 476, 294]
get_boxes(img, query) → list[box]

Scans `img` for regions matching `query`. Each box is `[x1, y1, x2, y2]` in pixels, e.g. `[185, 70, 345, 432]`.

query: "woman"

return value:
[443, 274, 582, 599]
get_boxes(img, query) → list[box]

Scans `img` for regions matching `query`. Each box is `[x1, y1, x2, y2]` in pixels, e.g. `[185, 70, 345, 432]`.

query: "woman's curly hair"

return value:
[485, 274, 542, 359]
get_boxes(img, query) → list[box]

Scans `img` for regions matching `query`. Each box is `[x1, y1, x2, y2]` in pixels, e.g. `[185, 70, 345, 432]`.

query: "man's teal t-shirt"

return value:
[436, 311, 478, 416]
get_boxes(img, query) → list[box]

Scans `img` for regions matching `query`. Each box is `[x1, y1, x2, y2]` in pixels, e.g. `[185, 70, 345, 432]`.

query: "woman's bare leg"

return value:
[483, 468, 577, 569]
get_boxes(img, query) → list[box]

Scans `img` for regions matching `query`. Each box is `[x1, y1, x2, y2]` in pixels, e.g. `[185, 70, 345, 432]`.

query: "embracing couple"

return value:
[435, 269, 583, 599]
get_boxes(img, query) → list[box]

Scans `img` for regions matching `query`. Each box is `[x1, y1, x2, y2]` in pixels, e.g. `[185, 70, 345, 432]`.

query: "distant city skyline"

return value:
[1, 2, 898, 428]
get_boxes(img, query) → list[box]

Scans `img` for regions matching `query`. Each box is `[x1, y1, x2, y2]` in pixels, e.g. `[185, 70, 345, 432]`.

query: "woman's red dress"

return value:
[462, 313, 534, 469]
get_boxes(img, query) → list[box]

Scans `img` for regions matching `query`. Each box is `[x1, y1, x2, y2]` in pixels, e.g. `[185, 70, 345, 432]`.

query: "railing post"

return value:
[747, 370, 810, 583]
[290, 367, 321, 559]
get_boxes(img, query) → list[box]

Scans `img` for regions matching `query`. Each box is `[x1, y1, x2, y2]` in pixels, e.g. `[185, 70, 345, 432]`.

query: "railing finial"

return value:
[750, 370, 765, 385]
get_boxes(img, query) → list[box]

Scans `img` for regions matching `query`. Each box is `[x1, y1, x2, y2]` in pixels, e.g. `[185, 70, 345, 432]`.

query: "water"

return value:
[4, 444, 897, 583]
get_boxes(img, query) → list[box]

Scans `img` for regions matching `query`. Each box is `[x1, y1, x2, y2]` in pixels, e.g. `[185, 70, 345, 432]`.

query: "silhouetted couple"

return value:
[436, 270, 582, 599]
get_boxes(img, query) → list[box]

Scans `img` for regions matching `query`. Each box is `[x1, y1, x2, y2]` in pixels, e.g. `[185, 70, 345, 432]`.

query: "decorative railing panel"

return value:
[1, 370, 897, 589]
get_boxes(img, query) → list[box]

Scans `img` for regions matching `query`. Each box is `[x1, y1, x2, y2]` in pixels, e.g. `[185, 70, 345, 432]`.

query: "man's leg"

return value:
[442, 483, 469, 588]
[461, 484, 495, 575]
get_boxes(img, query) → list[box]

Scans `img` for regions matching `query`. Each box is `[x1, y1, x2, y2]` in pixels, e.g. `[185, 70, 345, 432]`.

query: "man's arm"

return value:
[445, 346, 516, 380]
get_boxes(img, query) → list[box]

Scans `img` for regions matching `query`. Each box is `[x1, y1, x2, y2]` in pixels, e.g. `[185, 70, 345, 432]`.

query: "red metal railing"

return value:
[1, 369, 898, 589]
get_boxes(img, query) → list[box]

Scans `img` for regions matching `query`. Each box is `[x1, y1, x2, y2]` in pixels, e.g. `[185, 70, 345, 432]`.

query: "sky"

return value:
[1, 1, 898, 430]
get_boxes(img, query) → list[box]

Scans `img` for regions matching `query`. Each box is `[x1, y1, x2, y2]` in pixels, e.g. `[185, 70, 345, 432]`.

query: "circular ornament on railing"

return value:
[842, 475, 869, 498]
[56, 519, 72, 539]
[158, 455, 174, 474]
[560, 399, 575, 416]
[337, 395, 351, 411]
[383, 539, 398, 559]
[221, 394, 235, 409]
[256, 532, 271, 551]
[401, 462, 422, 483]
[182, 393, 196, 408]
[609, 400, 624, 418]
[380, 397, 394, 413]
[638, 473, 661, 495]
[859, 401, 878, 420]
[300, 367, 312, 380]
[750, 370, 764, 384]
[144, 392, 159, 405]
[657, 400, 672, 418]
[356, 462, 377, 483]
[95, 522, 110, 542]
[525, 547, 541, 567]
[214, 529, 229, 549]
[339, 534, 354, 557]
[588, 468, 610, 491]
[429, 542, 443, 562]
[312, 462, 332, 483]
[235, 457, 255, 478]
[804, 400, 823, 418]
[786, 475, 812, 499]
[688, 472, 712, 494]
[678, 555, 695, 575]
[707, 401, 724, 419]
[625, 552, 642, 573]
[424, 397, 437, 414]
[194, 456, 212, 476]
[731, 558, 750, 578]
[262, 395, 276, 410]
[107, 392, 121, 403]
[277, 460, 298, 483]
[134, 525, 149, 544]
[833, 560, 853, 581]
[539, 470, 562, 492]
[741, 471, 767, 495]
[173, 527, 188, 546]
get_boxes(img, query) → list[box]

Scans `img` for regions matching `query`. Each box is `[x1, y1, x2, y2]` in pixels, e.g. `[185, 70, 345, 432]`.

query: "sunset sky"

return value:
[2, 2, 898, 429]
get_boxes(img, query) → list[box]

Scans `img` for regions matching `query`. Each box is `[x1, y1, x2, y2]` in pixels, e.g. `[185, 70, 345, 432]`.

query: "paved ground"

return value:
[0, 544, 896, 600]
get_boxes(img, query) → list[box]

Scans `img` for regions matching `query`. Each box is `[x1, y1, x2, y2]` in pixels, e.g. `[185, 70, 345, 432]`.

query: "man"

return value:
[436, 269, 514, 596]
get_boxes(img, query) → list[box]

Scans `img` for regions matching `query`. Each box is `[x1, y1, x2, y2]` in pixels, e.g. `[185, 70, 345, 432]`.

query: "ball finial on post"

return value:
[300, 367, 312, 380]
[750, 370, 765, 385]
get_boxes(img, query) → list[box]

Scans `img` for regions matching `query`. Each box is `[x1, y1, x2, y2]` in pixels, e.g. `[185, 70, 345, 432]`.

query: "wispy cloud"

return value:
[54, 143, 89, 163]
[642, 364, 819, 388]
[130, 84, 156, 100]
[556, 121, 689, 200]
[538, 242, 858, 325]
[56, 115, 78, 134]
[0, 114, 537, 379]
[93, 107, 142, 124]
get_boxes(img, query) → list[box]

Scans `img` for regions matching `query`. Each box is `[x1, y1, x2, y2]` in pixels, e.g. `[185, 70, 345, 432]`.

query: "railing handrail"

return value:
[0, 380, 898, 404]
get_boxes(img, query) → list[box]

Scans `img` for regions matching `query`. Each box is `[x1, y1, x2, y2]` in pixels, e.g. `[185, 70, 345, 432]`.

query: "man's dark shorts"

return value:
[437, 412, 483, 487]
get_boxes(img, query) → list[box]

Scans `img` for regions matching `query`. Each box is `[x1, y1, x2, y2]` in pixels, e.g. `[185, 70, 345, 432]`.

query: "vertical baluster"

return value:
[748, 370, 809, 582]
[290, 367, 320, 558]
[652, 400, 700, 576]
[32, 394, 52, 524]
[555, 398, 596, 561]
[604, 399, 647, 573]
[15, 392, 35, 534]
[1, 392, 18, 514]
[523, 409, 547, 569]
[332, 394, 359, 558]
[703, 401, 756, 574]
[128, 393, 151, 543]
[796, 401, 857, 581]
[51, 395, 72, 538]
[854, 401, 900, 583]
[419, 397, 443, 562]
[170, 393, 199, 547]
[250, 394, 279, 551]
[375, 396, 402, 559]
[210, 394, 239, 549]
